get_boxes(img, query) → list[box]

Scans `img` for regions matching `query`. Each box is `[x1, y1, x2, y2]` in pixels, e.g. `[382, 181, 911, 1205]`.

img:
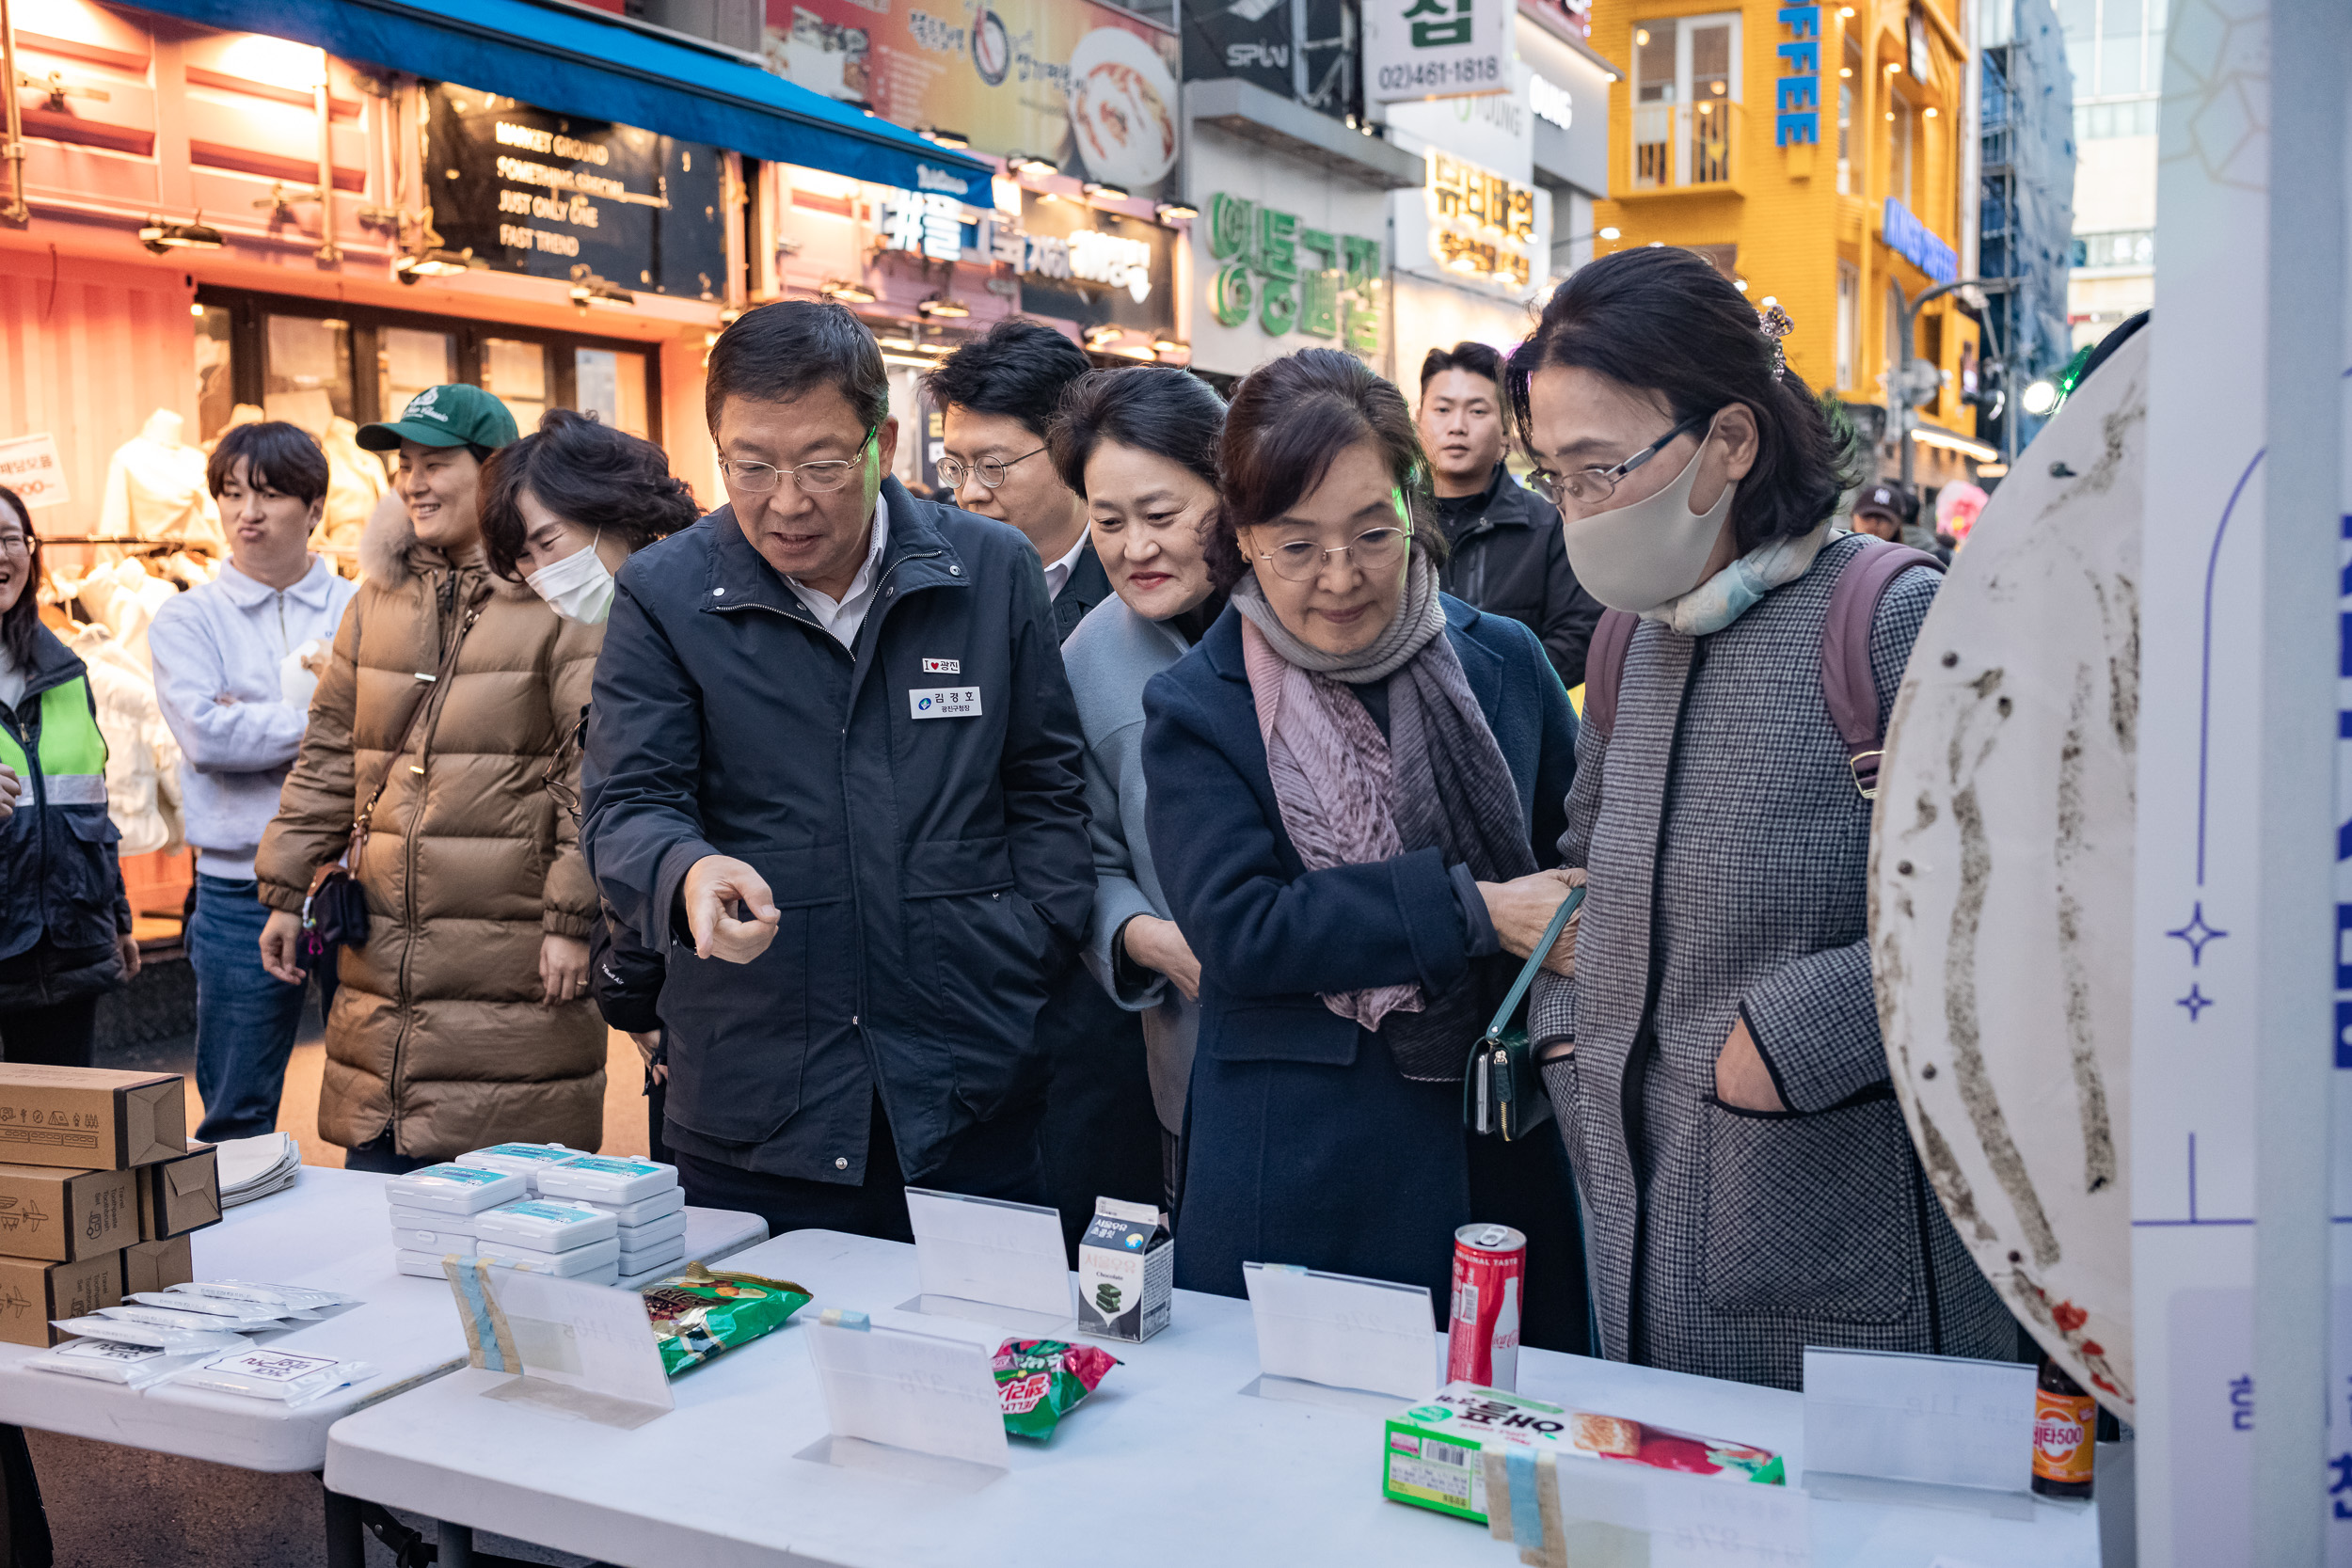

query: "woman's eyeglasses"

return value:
[937, 447, 1046, 490]
[1529, 408, 1713, 508]
[1255, 525, 1410, 583]
[719, 430, 876, 495]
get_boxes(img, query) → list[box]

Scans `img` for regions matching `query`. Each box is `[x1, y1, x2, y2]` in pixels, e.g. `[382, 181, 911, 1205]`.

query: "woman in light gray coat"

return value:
[1050, 369, 1229, 1217]
[1511, 247, 2014, 1389]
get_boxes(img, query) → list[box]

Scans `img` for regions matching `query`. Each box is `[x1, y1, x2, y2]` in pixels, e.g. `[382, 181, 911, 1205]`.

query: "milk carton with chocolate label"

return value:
[1074, 1196, 1170, 1342]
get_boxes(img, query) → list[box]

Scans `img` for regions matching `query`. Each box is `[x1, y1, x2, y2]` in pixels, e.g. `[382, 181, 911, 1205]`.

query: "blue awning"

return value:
[126, 0, 992, 199]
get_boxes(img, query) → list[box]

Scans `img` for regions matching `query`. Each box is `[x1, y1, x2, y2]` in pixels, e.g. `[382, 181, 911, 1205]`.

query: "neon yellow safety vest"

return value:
[0, 676, 108, 807]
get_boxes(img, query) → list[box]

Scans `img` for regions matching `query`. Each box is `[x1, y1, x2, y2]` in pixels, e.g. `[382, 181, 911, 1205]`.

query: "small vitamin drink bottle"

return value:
[2031, 1354, 2096, 1498]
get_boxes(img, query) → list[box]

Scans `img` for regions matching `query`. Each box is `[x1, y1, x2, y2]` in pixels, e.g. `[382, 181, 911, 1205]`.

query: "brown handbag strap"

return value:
[1581, 608, 1639, 744]
[1820, 540, 1944, 798]
[350, 606, 479, 851]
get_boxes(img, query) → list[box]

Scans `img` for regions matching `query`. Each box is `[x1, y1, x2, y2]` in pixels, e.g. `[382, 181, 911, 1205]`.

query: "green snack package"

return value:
[641, 1263, 812, 1376]
[993, 1338, 1119, 1439]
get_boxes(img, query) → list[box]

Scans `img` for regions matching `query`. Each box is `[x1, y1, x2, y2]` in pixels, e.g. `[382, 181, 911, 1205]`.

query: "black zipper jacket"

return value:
[1435, 463, 1605, 690]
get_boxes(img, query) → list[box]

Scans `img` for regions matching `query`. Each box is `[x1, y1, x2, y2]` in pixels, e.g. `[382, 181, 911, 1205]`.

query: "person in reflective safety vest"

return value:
[0, 487, 137, 1067]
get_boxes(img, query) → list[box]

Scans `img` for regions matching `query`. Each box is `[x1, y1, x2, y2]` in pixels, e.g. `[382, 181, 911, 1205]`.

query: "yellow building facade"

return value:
[1585, 0, 1983, 483]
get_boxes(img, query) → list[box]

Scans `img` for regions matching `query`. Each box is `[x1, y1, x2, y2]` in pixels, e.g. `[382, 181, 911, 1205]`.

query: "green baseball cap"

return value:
[356, 383, 519, 452]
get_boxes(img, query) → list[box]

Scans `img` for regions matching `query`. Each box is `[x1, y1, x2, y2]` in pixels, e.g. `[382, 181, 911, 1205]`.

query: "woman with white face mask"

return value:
[480, 407, 698, 1156]
[1507, 245, 2010, 1390]
[481, 409, 697, 626]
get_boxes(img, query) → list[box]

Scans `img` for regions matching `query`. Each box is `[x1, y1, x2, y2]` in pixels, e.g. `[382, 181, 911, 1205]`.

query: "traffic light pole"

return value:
[1891, 277, 1994, 497]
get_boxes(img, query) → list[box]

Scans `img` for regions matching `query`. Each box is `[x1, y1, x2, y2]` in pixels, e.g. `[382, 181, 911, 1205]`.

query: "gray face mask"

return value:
[1559, 425, 1735, 614]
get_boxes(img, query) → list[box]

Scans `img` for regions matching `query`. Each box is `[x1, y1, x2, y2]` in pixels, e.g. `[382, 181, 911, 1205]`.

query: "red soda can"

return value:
[1446, 1223, 1527, 1391]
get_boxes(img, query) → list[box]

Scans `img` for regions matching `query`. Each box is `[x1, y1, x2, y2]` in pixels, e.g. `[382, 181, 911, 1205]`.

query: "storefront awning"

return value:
[129, 0, 993, 199]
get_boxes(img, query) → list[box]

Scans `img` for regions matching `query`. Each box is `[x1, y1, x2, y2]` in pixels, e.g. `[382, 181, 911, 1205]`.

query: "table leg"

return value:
[0, 1425, 51, 1568]
[321, 1486, 365, 1568]
[437, 1520, 476, 1568]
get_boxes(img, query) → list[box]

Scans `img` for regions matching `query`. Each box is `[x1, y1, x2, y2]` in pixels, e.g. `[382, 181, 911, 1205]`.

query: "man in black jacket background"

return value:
[582, 301, 1092, 1240]
[1418, 342, 1603, 689]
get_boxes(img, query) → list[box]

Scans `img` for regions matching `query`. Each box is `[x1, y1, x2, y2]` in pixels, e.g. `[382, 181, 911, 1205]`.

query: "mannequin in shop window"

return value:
[102, 410, 225, 554]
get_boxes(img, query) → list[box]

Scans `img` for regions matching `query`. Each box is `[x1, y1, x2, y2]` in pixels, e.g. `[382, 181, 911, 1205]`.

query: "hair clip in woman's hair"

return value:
[1757, 302, 1794, 382]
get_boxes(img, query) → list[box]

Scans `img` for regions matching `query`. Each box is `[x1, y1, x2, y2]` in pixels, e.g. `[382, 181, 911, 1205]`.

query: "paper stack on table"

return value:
[215, 1132, 300, 1208]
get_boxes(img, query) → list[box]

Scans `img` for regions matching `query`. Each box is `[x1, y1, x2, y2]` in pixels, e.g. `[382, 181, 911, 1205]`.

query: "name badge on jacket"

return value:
[910, 687, 983, 720]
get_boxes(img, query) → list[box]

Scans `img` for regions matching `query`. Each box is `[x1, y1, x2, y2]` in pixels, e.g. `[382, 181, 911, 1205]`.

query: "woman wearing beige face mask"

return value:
[1509, 245, 2009, 1390]
[1141, 349, 1588, 1351]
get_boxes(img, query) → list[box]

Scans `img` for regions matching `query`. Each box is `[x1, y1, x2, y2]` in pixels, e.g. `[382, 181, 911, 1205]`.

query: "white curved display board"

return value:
[1869, 328, 2148, 1420]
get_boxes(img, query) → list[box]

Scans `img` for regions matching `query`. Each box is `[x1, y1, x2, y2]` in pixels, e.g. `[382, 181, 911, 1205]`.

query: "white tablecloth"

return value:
[325, 1227, 2100, 1567]
[0, 1165, 766, 1472]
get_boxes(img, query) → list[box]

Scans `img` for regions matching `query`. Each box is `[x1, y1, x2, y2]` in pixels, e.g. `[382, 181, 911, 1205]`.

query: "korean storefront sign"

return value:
[1398, 152, 1541, 291]
[1882, 196, 1958, 284]
[1205, 193, 1382, 353]
[425, 87, 727, 297]
[1010, 193, 1171, 330]
[1775, 5, 1821, 146]
[1362, 0, 1509, 103]
[769, 0, 1181, 197]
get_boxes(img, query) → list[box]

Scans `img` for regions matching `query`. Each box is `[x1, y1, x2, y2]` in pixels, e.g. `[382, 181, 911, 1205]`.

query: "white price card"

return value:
[1242, 1261, 1436, 1401]
[1802, 1346, 2034, 1495]
[903, 1188, 1072, 1318]
[447, 1259, 673, 1427]
[803, 1311, 1009, 1470]
[0, 434, 68, 509]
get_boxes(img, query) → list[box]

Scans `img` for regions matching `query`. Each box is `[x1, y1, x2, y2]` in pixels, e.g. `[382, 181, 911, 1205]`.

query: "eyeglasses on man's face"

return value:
[1254, 524, 1410, 584]
[1529, 407, 1715, 508]
[937, 446, 1046, 491]
[719, 429, 877, 496]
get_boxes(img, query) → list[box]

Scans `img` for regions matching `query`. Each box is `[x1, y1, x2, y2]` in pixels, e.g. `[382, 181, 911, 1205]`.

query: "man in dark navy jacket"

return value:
[581, 301, 1093, 1239]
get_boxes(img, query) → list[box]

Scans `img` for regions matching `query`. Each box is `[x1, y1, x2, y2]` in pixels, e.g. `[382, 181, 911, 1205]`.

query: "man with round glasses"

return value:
[581, 300, 1093, 1242]
[925, 320, 1110, 643]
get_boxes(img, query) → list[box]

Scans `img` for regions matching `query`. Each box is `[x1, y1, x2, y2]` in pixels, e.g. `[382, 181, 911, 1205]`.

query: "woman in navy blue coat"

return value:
[1141, 351, 1589, 1353]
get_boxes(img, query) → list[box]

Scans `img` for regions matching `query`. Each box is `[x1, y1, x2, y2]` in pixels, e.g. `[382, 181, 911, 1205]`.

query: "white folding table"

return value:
[325, 1227, 2102, 1568]
[0, 1165, 766, 1562]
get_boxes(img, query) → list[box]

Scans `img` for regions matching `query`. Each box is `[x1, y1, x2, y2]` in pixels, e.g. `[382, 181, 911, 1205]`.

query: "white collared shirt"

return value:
[787, 492, 890, 649]
[1043, 530, 1089, 600]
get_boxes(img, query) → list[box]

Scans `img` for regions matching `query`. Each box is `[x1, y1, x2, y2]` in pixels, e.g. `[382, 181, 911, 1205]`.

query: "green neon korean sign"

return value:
[1205, 193, 1383, 354]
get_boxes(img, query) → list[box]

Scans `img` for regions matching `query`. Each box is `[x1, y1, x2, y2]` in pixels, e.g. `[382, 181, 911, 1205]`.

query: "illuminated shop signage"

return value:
[1425, 152, 1536, 289]
[1204, 193, 1382, 352]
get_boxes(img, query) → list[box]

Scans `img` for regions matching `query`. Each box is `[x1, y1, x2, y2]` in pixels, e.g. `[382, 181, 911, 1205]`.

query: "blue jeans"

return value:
[189, 875, 310, 1143]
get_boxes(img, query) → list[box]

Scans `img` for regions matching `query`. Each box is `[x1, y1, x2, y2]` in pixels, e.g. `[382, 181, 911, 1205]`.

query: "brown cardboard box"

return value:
[137, 1145, 219, 1241]
[0, 1253, 123, 1346]
[0, 1068, 184, 1170]
[0, 1164, 138, 1261]
[121, 1236, 194, 1294]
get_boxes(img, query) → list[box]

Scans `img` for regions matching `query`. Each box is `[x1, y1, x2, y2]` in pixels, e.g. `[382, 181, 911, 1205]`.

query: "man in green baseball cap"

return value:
[356, 382, 519, 457]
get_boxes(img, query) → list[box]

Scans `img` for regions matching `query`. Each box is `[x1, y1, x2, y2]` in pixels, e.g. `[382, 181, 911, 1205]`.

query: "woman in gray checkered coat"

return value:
[1509, 249, 2013, 1389]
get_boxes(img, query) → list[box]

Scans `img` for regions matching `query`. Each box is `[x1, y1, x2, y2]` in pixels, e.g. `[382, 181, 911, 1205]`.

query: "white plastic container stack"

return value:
[382, 1164, 530, 1280]
[538, 1155, 686, 1279]
[473, 1197, 626, 1285]
[452, 1143, 580, 1194]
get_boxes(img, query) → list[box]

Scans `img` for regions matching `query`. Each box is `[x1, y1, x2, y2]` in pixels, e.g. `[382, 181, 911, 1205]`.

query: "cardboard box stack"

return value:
[0, 1067, 208, 1345]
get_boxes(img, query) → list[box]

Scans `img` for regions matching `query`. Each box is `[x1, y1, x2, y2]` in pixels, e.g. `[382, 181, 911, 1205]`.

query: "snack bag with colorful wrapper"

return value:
[993, 1338, 1118, 1439]
[641, 1264, 812, 1377]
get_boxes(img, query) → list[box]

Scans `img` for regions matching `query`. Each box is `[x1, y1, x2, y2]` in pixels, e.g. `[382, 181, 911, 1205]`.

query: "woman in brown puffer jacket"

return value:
[257, 388, 605, 1169]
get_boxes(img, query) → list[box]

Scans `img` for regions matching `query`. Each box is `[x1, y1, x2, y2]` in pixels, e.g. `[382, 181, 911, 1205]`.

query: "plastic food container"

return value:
[389, 1206, 474, 1234]
[453, 1144, 580, 1188]
[617, 1216, 686, 1255]
[478, 1235, 622, 1279]
[586, 1186, 686, 1227]
[472, 1199, 618, 1253]
[395, 1249, 460, 1280]
[383, 1164, 529, 1216]
[390, 1227, 476, 1256]
[534, 1155, 676, 1206]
